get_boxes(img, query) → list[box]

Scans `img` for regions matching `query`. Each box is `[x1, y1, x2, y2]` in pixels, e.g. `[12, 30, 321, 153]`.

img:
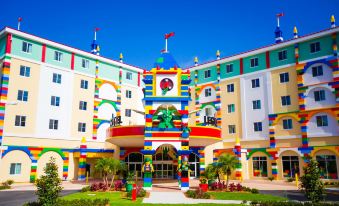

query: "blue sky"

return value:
[1, 0, 338, 69]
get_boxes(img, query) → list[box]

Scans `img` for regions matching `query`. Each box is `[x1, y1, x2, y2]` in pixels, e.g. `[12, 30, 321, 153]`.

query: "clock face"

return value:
[160, 78, 174, 95]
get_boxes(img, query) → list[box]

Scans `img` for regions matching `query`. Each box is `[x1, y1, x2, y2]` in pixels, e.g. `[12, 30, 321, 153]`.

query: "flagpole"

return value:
[165, 38, 168, 53]
[18, 21, 20, 30]
[277, 16, 280, 27]
[94, 30, 97, 41]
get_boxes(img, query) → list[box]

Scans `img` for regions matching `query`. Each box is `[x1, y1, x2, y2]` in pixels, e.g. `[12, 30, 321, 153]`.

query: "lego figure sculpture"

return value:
[178, 156, 190, 178]
[142, 157, 154, 179]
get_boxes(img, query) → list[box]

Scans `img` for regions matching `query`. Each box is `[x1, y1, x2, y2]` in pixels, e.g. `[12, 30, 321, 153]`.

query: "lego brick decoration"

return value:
[0, 55, 11, 146]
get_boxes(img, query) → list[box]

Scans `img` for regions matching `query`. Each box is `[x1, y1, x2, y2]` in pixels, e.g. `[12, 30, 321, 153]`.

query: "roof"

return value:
[153, 52, 180, 70]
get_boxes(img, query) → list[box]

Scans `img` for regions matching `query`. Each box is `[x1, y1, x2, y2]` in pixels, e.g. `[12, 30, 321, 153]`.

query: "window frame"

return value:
[51, 96, 60, 107]
[15, 115, 26, 127]
[226, 64, 233, 73]
[17, 90, 28, 102]
[227, 104, 235, 113]
[20, 65, 31, 77]
[79, 101, 88, 111]
[81, 59, 89, 69]
[283, 118, 293, 130]
[278, 50, 287, 61]
[126, 72, 133, 80]
[251, 78, 260, 88]
[312, 65, 323, 77]
[281, 95, 291, 106]
[310, 42, 321, 53]
[52, 73, 62, 84]
[22, 41, 32, 53]
[314, 90, 326, 102]
[54, 51, 63, 62]
[78, 122, 86, 132]
[125, 109, 132, 117]
[80, 79, 88, 89]
[9, 163, 22, 175]
[253, 122, 263, 132]
[204, 88, 212, 97]
[227, 84, 234, 93]
[316, 115, 328, 127]
[228, 125, 236, 134]
[49, 119, 59, 130]
[204, 69, 211, 78]
[279, 72, 289, 83]
[126, 90, 132, 98]
[252, 100, 261, 110]
[250, 57, 259, 68]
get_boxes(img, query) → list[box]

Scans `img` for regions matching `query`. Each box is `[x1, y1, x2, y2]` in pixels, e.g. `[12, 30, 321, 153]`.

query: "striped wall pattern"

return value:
[0, 55, 11, 146]
[78, 143, 87, 180]
[268, 114, 277, 148]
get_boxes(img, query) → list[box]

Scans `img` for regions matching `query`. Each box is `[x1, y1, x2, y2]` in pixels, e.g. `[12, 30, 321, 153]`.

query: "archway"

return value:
[153, 144, 177, 179]
[37, 151, 64, 179]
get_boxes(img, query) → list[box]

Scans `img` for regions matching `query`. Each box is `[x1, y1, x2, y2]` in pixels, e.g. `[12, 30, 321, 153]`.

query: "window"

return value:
[51, 96, 60, 106]
[316, 115, 328, 127]
[279, 72, 289, 83]
[227, 104, 235, 113]
[316, 155, 338, 179]
[283, 119, 293, 130]
[20, 66, 30, 77]
[15, 115, 26, 127]
[204, 70, 211, 78]
[49, 119, 58, 130]
[204, 88, 212, 97]
[282, 156, 299, 178]
[254, 122, 262, 132]
[82, 59, 89, 68]
[78, 122, 86, 132]
[80, 80, 88, 89]
[227, 84, 234, 93]
[52, 73, 62, 84]
[228, 125, 236, 134]
[125, 109, 132, 117]
[22, 41, 32, 53]
[250, 58, 259, 67]
[126, 72, 132, 80]
[17, 90, 28, 102]
[312, 65, 323, 77]
[126, 90, 132, 98]
[226, 64, 233, 73]
[54, 51, 63, 62]
[10, 163, 22, 175]
[314, 90, 326, 101]
[251, 78, 260, 88]
[79, 101, 87, 110]
[205, 107, 213, 116]
[310, 42, 321, 53]
[281, 95, 291, 106]
[278, 50, 287, 61]
[252, 100, 261, 110]
[253, 156, 267, 177]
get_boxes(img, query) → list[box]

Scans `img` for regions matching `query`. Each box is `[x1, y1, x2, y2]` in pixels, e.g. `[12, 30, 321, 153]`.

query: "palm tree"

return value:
[217, 153, 238, 189]
[95, 158, 126, 187]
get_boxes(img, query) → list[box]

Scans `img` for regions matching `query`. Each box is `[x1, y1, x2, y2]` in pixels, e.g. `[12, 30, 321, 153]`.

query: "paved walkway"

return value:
[143, 191, 244, 204]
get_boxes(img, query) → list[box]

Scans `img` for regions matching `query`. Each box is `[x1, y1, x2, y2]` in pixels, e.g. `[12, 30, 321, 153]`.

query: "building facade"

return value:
[0, 20, 338, 185]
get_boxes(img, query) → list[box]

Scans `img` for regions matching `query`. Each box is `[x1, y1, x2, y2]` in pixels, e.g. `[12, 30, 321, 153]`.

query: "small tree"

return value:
[95, 158, 125, 187]
[300, 159, 324, 203]
[35, 157, 62, 206]
[109, 159, 126, 188]
[218, 153, 238, 189]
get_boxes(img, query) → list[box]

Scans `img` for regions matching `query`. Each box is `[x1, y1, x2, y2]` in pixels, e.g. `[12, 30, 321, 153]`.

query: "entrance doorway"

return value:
[153, 151, 175, 179]
[125, 153, 143, 178]
[189, 153, 200, 178]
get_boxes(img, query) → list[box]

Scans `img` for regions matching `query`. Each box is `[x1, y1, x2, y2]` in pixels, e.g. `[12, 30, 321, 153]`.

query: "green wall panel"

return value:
[299, 35, 332, 61]
[220, 59, 240, 79]
[45, 45, 72, 69]
[11, 35, 42, 61]
[243, 52, 266, 74]
[197, 66, 217, 84]
[269, 45, 295, 68]
[0, 36, 6, 57]
[98, 62, 119, 82]
[74, 54, 96, 76]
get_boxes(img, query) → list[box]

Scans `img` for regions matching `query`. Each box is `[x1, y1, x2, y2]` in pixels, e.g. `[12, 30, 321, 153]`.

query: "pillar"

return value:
[141, 150, 155, 190]
[78, 138, 87, 181]
[178, 150, 191, 191]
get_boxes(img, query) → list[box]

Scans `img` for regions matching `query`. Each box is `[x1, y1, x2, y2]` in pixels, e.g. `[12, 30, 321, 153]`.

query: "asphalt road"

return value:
[260, 190, 339, 202]
[0, 190, 79, 206]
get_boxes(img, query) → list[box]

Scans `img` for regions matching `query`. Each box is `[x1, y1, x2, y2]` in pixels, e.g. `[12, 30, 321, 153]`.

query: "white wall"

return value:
[155, 74, 178, 96]
[199, 86, 216, 104]
[303, 63, 333, 86]
[35, 65, 73, 139]
[307, 112, 339, 137]
[240, 73, 269, 140]
[305, 87, 336, 109]
[99, 83, 117, 101]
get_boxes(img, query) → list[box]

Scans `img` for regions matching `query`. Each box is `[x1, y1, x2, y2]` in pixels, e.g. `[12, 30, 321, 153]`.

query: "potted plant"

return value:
[199, 176, 208, 192]
[125, 172, 135, 192]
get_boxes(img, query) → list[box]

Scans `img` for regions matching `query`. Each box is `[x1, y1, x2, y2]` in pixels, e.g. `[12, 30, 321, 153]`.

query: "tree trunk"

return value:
[110, 174, 115, 189]
[217, 171, 221, 184]
[226, 174, 230, 191]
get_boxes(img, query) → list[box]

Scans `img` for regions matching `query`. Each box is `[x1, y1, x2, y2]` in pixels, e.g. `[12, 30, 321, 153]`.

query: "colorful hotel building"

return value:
[0, 17, 338, 189]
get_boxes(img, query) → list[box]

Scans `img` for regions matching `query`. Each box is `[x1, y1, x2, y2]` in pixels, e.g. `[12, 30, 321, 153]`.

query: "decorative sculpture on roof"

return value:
[160, 78, 173, 95]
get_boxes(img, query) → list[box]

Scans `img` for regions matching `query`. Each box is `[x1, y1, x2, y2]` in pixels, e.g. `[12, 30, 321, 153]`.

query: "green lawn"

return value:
[61, 191, 243, 205]
[208, 191, 287, 202]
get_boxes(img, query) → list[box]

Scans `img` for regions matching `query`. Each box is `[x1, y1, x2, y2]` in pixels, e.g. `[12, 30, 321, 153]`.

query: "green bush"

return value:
[23, 198, 110, 206]
[35, 157, 63, 206]
[0, 185, 10, 190]
[126, 187, 146, 198]
[81, 186, 91, 193]
[185, 189, 210, 199]
[249, 201, 339, 206]
[251, 188, 259, 194]
[268, 176, 275, 181]
[300, 159, 324, 203]
[286, 177, 294, 182]
[6, 179, 14, 185]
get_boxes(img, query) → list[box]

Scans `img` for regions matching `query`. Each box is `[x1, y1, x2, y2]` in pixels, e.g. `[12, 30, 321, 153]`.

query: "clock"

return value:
[160, 78, 174, 95]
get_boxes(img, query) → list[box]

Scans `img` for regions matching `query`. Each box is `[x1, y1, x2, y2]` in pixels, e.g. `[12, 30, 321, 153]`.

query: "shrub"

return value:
[113, 180, 124, 191]
[249, 201, 339, 206]
[35, 157, 62, 206]
[185, 189, 210, 199]
[300, 159, 324, 203]
[81, 186, 90, 193]
[0, 185, 10, 190]
[268, 176, 275, 181]
[251, 188, 259, 194]
[126, 185, 146, 198]
[90, 183, 100, 191]
[236, 183, 243, 191]
[229, 183, 236, 192]
[210, 181, 226, 191]
[24, 198, 110, 206]
[6, 179, 14, 185]
[287, 177, 295, 182]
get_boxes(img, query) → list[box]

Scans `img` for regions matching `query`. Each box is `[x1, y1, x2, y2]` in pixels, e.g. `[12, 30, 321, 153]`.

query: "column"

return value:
[78, 138, 87, 181]
[141, 150, 155, 190]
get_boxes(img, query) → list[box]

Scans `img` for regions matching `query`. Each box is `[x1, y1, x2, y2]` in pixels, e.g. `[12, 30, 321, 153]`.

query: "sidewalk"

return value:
[2, 181, 85, 191]
[143, 192, 244, 204]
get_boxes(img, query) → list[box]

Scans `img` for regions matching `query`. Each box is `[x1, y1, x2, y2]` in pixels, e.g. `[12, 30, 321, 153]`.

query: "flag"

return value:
[160, 49, 166, 53]
[95, 28, 100, 31]
[165, 32, 175, 39]
[18, 17, 22, 22]
[276, 13, 284, 17]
